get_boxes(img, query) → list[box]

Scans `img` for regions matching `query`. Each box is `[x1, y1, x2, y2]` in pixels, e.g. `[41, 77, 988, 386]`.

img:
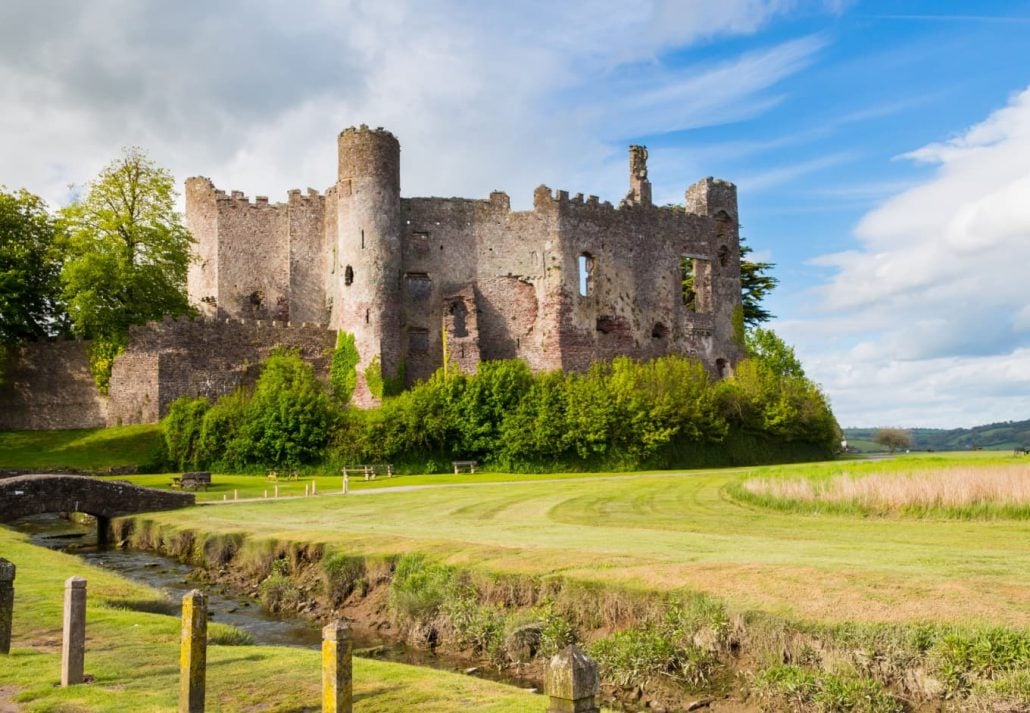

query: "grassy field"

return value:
[0, 425, 164, 472]
[0, 526, 564, 713]
[123, 452, 1030, 627]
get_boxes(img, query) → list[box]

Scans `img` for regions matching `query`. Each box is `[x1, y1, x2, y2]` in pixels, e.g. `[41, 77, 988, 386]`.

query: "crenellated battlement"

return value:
[339, 124, 397, 141]
[186, 125, 745, 403]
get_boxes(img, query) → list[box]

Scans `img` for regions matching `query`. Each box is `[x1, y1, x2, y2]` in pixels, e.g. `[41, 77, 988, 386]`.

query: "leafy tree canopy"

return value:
[58, 148, 194, 390]
[745, 327, 805, 378]
[0, 187, 67, 344]
[873, 427, 912, 454]
[59, 147, 194, 341]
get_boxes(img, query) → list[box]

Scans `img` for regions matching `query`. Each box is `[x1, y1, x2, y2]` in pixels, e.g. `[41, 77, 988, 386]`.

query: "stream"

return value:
[12, 513, 540, 692]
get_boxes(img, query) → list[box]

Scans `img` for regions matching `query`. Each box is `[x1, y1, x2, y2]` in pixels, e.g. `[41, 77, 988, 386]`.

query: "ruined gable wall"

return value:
[398, 190, 561, 384]
[399, 197, 479, 383]
[474, 190, 563, 372]
[0, 341, 107, 430]
[107, 318, 335, 424]
[552, 192, 740, 372]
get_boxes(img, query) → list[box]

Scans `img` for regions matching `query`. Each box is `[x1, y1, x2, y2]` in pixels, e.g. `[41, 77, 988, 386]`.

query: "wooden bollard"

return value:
[0, 558, 14, 655]
[61, 576, 87, 686]
[180, 589, 207, 713]
[322, 620, 352, 713]
[545, 644, 599, 713]
[312, 481, 317, 495]
[275, 485, 279, 498]
[342, 472, 349, 494]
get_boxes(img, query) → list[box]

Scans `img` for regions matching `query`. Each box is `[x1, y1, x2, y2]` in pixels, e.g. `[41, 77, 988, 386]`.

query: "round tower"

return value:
[333, 125, 402, 404]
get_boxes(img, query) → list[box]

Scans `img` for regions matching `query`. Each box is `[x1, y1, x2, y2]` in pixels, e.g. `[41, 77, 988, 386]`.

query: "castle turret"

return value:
[332, 125, 403, 404]
[625, 145, 652, 206]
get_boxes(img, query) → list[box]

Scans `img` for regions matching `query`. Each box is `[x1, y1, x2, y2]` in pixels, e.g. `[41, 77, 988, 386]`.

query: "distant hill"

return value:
[843, 419, 1030, 453]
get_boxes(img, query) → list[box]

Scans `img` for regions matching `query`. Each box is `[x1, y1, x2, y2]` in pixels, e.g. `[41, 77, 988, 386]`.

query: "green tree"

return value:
[59, 147, 194, 390]
[242, 349, 337, 467]
[745, 327, 805, 378]
[739, 236, 777, 327]
[874, 427, 911, 454]
[0, 188, 67, 344]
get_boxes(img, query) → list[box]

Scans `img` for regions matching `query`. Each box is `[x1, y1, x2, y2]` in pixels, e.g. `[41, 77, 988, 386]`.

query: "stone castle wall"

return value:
[184, 128, 745, 404]
[107, 317, 335, 426]
[186, 179, 326, 324]
[0, 341, 108, 430]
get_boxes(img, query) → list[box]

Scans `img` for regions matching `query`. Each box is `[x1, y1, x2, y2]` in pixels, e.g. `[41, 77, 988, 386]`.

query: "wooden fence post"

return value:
[322, 620, 353, 713]
[545, 644, 600, 713]
[61, 576, 87, 686]
[180, 589, 207, 713]
[0, 558, 14, 655]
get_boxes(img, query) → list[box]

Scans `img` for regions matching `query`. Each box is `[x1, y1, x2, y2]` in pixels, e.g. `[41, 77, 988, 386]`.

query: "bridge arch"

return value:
[0, 475, 194, 544]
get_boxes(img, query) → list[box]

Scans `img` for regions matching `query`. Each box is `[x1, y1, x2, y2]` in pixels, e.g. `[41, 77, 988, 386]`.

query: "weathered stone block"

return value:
[180, 589, 207, 713]
[322, 620, 352, 713]
[0, 558, 14, 655]
[545, 644, 600, 713]
[61, 576, 86, 686]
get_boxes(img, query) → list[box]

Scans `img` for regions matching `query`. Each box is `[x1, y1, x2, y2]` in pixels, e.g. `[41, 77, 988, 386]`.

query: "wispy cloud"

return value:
[786, 85, 1030, 427]
[736, 151, 854, 191]
[0, 0, 820, 211]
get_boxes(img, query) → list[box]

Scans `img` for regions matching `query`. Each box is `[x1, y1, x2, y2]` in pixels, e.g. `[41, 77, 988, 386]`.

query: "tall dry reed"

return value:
[742, 466, 1030, 511]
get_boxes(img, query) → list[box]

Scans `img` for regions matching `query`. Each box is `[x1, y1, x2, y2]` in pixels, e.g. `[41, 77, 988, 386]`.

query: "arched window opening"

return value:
[680, 256, 696, 310]
[716, 358, 729, 378]
[578, 252, 595, 297]
[681, 255, 711, 313]
[651, 322, 669, 339]
[717, 245, 730, 268]
[344, 265, 354, 286]
[450, 300, 468, 338]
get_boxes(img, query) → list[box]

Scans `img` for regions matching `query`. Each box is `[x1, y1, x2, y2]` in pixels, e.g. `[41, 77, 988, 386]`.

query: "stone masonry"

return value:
[0, 127, 745, 427]
[187, 126, 744, 406]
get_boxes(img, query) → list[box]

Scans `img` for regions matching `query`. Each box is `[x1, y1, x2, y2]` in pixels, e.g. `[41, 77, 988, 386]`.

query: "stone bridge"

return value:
[0, 474, 194, 543]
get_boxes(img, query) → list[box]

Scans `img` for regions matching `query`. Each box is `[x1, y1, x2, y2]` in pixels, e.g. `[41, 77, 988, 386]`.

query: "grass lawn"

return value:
[124, 451, 1030, 627]
[0, 425, 164, 472]
[0, 527, 565, 712]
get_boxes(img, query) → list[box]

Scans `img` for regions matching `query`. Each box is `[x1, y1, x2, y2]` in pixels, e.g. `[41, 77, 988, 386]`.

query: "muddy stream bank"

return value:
[14, 514, 541, 687]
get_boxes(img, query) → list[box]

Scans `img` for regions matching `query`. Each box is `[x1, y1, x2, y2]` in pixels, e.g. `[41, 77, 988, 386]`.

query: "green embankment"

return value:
[0, 527, 555, 712]
[126, 452, 1030, 626]
[0, 425, 164, 472]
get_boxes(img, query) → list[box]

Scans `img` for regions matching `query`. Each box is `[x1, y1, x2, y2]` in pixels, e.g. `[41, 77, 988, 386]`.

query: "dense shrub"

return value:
[196, 387, 251, 470]
[163, 340, 838, 472]
[162, 395, 209, 470]
[337, 352, 839, 472]
[241, 348, 337, 466]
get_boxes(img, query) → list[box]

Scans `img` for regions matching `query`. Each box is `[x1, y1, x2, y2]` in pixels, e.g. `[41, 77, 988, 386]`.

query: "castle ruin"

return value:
[0, 126, 745, 428]
[185, 126, 744, 405]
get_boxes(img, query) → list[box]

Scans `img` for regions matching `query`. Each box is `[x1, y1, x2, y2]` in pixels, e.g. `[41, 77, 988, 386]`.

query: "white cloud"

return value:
[0, 0, 821, 211]
[786, 86, 1030, 427]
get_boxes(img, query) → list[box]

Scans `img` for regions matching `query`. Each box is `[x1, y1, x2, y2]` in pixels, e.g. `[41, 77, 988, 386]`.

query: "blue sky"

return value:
[1, 0, 1028, 428]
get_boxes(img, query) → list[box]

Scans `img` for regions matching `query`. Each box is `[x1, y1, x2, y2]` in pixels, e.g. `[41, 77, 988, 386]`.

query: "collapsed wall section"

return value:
[107, 317, 335, 425]
[545, 177, 743, 374]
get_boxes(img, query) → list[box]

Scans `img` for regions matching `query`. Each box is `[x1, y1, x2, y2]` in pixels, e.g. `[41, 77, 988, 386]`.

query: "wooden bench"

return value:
[266, 469, 299, 481]
[172, 471, 211, 491]
[452, 460, 478, 474]
[342, 464, 393, 480]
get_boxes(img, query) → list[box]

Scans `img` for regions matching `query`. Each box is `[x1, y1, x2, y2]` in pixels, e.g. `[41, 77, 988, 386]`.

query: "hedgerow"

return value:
[162, 343, 839, 472]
